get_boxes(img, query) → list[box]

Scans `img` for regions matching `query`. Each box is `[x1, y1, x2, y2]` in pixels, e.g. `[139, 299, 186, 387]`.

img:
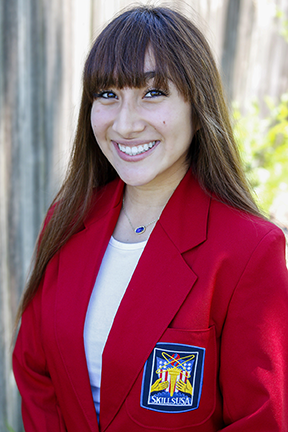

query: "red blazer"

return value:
[13, 171, 288, 431]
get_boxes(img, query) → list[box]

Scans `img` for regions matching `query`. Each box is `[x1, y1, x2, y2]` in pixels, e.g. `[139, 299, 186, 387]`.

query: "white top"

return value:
[84, 236, 147, 417]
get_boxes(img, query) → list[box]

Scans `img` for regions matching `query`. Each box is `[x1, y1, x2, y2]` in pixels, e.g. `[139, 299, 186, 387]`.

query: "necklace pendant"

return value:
[135, 225, 146, 235]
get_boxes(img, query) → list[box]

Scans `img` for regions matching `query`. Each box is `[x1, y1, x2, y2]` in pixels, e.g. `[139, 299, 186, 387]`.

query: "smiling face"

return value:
[90, 53, 195, 190]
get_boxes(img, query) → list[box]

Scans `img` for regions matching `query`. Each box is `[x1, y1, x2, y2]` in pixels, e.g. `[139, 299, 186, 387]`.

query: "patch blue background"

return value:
[140, 342, 205, 413]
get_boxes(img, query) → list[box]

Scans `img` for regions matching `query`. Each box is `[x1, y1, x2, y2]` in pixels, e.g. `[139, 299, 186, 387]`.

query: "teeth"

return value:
[118, 141, 156, 156]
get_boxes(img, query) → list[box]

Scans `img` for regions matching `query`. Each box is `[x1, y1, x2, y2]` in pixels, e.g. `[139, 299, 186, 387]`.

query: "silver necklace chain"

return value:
[122, 198, 161, 235]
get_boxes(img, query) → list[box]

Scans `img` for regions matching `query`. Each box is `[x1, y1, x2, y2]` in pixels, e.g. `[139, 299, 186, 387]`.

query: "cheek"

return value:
[90, 107, 97, 134]
[176, 108, 194, 137]
[91, 117, 106, 140]
[90, 105, 110, 138]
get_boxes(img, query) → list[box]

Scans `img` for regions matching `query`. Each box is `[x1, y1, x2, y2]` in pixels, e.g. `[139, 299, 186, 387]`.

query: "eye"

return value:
[94, 90, 118, 99]
[145, 89, 167, 98]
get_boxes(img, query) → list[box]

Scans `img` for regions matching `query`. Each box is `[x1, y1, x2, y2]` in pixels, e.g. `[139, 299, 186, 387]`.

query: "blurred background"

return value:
[0, 0, 287, 430]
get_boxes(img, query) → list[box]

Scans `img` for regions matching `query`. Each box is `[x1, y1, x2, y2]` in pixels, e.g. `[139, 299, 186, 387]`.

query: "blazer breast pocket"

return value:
[125, 326, 217, 430]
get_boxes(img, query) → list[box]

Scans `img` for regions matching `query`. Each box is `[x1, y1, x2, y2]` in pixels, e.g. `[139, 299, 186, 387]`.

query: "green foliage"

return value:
[233, 94, 288, 215]
[275, 8, 288, 43]
[5, 422, 24, 432]
[5, 424, 16, 432]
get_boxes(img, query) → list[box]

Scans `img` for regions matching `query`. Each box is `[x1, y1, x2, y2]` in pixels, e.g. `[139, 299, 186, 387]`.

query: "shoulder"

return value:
[211, 197, 283, 238]
[207, 197, 287, 266]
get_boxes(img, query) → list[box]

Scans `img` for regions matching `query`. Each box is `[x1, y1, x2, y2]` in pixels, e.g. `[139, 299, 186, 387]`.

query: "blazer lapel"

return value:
[100, 171, 211, 431]
[54, 179, 124, 431]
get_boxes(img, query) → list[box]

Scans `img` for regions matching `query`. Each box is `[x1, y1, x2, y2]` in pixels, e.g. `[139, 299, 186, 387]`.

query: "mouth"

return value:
[117, 141, 157, 156]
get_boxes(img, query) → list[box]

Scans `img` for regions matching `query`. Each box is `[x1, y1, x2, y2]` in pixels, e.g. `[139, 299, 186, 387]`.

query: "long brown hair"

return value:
[16, 5, 261, 322]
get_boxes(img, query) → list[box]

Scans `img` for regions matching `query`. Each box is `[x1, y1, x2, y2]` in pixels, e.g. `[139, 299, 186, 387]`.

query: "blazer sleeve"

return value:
[13, 281, 67, 432]
[219, 227, 288, 431]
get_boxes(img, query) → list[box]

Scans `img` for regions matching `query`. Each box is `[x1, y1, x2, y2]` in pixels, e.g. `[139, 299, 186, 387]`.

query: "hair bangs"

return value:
[83, 7, 195, 101]
[84, 11, 162, 98]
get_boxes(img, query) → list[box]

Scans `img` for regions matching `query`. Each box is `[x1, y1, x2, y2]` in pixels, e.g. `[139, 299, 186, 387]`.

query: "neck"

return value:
[124, 185, 174, 209]
[113, 166, 189, 242]
[113, 173, 187, 243]
[124, 166, 188, 208]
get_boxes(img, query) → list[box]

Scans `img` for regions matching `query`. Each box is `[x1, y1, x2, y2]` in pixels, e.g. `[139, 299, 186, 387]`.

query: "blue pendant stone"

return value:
[135, 226, 146, 234]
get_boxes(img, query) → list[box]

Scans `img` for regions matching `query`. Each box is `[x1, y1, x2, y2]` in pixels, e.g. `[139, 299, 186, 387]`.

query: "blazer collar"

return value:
[159, 169, 210, 252]
[84, 178, 124, 228]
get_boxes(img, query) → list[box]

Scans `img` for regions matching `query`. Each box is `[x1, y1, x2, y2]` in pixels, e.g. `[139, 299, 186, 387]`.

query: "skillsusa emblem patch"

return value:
[140, 342, 205, 413]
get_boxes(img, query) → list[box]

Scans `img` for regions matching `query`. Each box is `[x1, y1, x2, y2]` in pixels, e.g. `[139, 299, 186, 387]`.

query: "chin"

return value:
[120, 177, 153, 187]
[115, 168, 157, 187]
[118, 174, 156, 188]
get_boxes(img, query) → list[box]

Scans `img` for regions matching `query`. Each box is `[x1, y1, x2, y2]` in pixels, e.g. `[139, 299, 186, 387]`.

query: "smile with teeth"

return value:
[117, 141, 157, 156]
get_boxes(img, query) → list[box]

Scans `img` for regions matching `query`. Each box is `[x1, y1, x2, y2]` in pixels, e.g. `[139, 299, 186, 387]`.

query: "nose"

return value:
[111, 96, 145, 138]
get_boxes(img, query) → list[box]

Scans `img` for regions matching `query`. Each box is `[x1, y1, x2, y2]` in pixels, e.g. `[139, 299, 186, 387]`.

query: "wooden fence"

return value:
[1, 0, 288, 430]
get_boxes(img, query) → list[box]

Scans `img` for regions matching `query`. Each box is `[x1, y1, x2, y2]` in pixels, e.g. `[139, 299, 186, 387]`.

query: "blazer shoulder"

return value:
[209, 198, 286, 251]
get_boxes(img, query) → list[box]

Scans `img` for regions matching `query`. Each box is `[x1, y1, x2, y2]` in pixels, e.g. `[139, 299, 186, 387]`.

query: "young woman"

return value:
[13, 6, 288, 431]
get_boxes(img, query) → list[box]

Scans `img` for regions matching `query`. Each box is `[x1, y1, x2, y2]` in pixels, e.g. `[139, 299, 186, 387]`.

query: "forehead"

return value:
[143, 49, 156, 72]
[108, 49, 170, 91]
[114, 50, 158, 86]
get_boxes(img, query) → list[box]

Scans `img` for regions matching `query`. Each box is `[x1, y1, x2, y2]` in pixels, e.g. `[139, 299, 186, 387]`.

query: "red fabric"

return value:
[13, 171, 288, 431]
